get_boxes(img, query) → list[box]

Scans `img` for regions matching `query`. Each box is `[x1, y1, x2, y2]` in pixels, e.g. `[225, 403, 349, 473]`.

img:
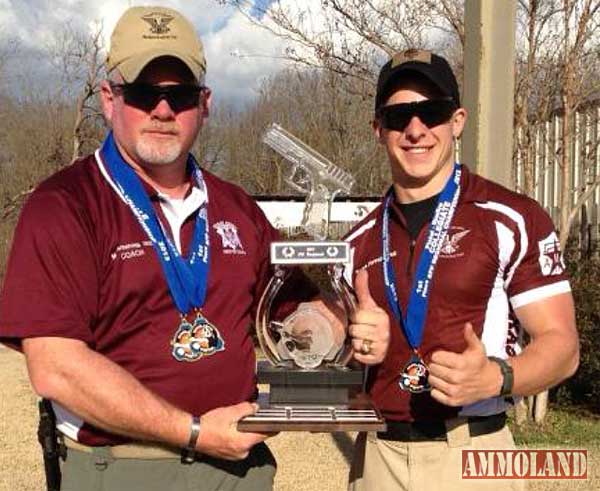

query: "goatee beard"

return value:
[136, 137, 182, 165]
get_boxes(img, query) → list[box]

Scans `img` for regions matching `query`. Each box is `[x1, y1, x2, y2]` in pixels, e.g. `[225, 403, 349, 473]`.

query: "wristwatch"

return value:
[488, 356, 514, 397]
[181, 415, 201, 464]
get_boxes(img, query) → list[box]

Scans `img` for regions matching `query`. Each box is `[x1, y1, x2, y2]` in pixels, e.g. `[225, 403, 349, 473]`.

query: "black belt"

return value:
[377, 413, 506, 442]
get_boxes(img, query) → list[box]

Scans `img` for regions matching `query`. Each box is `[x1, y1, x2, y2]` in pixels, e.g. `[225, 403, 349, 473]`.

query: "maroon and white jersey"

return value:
[344, 165, 570, 423]
[0, 151, 314, 445]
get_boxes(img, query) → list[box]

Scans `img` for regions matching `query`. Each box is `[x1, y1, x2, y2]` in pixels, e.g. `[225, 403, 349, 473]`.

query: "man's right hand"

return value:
[196, 402, 270, 460]
[349, 269, 390, 365]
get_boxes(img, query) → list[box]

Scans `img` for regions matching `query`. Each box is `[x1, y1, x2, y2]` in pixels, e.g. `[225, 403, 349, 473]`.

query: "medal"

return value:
[382, 164, 462, 393]
[100, 133, 224, 362]
[399, 351, 431, 393]
[171, 310, 225, 362]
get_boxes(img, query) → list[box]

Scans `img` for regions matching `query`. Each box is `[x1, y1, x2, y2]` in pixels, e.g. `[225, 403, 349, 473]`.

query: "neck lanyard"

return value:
[100, 132, 210, 315]
[382, 163, 462, 351]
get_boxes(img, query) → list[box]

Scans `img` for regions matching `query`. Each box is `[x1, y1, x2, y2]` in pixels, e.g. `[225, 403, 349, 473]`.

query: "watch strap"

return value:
[181, 415, 201, 464]
[488, 356, 514, 397]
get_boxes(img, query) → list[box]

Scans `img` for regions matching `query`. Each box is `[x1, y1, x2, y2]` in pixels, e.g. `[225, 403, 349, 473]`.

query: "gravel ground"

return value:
[0, 348, 44, 491]
[1, 347, 597, 491]
[0, 348, 353, 491]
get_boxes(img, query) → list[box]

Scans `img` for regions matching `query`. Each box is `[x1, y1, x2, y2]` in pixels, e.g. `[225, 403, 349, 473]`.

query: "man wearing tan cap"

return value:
[0, 5, 317, 490]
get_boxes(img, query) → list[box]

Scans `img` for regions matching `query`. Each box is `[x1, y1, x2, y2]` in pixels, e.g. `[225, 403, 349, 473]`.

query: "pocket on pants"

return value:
[60, 449, 101, 491]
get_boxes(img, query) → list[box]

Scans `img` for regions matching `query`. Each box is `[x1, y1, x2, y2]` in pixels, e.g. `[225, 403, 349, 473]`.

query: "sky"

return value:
[0, 0, 295, 107]
[0, 1, 453, 107]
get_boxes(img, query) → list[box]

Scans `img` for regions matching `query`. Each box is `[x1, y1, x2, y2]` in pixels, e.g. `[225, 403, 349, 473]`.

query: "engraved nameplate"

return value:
[271, 241, 350, 264]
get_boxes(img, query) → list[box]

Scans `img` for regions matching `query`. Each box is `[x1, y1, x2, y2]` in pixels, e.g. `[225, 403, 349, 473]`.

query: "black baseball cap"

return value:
[375, 49, 460, 110]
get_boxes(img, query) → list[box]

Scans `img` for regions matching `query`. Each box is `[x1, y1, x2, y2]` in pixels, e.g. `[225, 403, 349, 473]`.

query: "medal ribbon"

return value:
[382, 163, 462, 350]
[100, 132, 210, 314]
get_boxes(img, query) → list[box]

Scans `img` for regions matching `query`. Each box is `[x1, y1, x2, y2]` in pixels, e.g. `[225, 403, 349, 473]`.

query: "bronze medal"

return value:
[399, 353, 431, 393]
[171, 310, 225, 362]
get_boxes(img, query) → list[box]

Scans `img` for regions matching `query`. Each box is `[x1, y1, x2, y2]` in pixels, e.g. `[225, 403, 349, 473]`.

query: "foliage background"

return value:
[0, 0, 598, 417]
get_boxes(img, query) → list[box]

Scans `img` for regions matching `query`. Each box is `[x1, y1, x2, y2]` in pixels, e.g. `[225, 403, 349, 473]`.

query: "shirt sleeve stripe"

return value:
[510, 280, 571, 309]
[475, 201, 528, 289]
[344, 218, 377, 243]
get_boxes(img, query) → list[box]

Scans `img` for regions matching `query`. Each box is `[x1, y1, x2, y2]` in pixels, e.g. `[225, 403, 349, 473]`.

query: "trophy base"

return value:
[237, 362, 386, 432]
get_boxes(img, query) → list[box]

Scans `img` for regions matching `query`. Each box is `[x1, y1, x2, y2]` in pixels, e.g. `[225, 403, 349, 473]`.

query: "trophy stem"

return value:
[255, 266, 290, 366]
[329, 263, 357, 367]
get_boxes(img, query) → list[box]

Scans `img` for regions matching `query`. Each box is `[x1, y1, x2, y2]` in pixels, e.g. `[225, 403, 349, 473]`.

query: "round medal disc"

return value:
[399, 357, 431, 393]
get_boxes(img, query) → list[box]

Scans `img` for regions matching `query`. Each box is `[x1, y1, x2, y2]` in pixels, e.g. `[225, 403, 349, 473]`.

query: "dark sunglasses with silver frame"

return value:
[110, 82, 208, 113]
[376, 98, 458, 132]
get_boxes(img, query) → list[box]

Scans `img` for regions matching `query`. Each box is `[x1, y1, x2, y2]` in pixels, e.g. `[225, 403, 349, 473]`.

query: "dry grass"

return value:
[0, 347, 597, 491]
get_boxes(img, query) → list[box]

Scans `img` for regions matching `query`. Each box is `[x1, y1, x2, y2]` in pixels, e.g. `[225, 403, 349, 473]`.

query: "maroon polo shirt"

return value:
[0, 152, 315, 445]
[344, 164, 570, 423]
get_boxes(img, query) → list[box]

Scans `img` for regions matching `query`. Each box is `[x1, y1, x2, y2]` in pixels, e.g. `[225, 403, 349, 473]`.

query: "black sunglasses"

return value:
[110, 83, 207, 113]
[376, 99, 457, 132]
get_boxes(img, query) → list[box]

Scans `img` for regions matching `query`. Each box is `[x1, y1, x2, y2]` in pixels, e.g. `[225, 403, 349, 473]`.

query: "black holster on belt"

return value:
[37, 399, 66, 491]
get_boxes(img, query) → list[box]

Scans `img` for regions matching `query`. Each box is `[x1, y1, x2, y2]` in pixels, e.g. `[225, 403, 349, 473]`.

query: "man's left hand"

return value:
[428, 323, 502, 406]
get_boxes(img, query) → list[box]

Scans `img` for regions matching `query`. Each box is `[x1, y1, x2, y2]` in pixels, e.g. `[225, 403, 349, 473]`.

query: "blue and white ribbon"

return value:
[101, 132, 210, 314]
[382, 164, 462, 349]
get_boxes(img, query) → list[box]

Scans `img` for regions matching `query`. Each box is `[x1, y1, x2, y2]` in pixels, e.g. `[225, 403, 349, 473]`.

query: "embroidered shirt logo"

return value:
[538, 232, 565, 276]
[141, 13, 174, 35]
[111, 241, 153, 262]
[439, 227, 471, 258]
[213, 221, 246, 255]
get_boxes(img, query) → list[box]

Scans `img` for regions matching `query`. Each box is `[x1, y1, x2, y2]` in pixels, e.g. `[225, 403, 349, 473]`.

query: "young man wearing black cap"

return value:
[344, 49, 579, 490]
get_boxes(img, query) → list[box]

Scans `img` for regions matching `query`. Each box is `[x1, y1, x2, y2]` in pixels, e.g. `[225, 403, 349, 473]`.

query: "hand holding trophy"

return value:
[238, 124, 386, 432]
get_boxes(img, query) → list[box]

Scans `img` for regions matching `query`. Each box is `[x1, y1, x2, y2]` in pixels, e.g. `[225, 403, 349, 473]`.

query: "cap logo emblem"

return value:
[392, 49, 432, 67]
[142, 13, 174, 35]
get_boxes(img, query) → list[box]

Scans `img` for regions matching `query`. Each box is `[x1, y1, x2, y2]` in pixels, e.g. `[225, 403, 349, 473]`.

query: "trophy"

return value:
[238, 124, 385, 432]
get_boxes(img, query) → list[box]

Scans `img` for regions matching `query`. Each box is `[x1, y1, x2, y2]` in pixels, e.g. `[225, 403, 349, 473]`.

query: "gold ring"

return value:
[360, 339, 372, 355]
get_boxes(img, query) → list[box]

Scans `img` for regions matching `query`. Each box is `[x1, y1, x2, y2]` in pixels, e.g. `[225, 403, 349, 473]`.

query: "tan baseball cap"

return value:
[107, 6, 207, 83]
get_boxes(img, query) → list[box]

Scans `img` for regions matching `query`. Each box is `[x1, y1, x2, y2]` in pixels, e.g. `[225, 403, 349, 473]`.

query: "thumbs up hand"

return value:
[349, 269, 390, 365]
[428, 323, 504, 406]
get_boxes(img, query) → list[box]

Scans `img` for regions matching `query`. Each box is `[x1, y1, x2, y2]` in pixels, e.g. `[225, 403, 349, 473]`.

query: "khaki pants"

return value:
[60, 442, 276, 491]
[349, 424, 525, 491]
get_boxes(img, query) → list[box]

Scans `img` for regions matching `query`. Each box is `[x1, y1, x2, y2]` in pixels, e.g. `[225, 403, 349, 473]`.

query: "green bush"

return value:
[553, 247, 600, 411]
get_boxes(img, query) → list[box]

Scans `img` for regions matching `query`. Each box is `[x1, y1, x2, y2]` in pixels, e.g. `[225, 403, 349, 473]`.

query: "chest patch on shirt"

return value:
[538, 232, 565, 276]
[439, 227, 471, 258]
[171, 313, 226, 362]
[110, 241, 153, 262]
[214, 221, 246, 255]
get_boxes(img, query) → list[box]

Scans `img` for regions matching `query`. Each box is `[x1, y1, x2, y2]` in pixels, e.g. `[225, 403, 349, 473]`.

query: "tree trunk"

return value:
[533, 390, 549, 423]
[514, 398, 529, 426]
